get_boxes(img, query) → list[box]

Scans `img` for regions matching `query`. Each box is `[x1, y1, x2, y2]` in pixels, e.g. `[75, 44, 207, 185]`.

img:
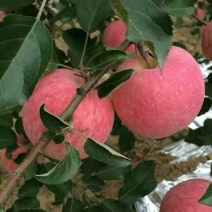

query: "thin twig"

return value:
[36, 0, 47, 20]
[0, 39, 131, 205]
[191, 14, 207, 26]
[0, 132, 53, 205]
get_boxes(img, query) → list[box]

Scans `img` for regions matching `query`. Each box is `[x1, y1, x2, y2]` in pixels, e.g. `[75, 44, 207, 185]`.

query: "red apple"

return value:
[103, 20, 135, 53]
[111, 46, 205, 139]
[1, 134, 28, 174]
[1, 145, 28, 174]
[160, 179, 212, 212]
[22, 69, 114, 160]
[201, 21, 212, 60]
[197, 0, 206, 20]
[197, 8, 206, 20]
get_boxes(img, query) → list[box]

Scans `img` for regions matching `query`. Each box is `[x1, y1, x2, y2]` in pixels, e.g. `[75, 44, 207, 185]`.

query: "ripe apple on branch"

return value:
[103, 21, 205, 139]
[22, 69, 114, 160]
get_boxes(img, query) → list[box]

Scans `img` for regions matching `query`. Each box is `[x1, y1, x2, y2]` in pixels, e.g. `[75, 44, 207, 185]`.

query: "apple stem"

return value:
[0, 39, 131, 205]
[137, 41, 157, 69]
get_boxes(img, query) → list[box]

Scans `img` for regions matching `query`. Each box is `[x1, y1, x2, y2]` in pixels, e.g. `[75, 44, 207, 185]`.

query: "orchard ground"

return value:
[0, 17, 210, 211]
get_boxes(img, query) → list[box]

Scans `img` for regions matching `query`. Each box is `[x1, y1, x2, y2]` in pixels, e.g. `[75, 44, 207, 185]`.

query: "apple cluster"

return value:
[1, 20, 204, 169]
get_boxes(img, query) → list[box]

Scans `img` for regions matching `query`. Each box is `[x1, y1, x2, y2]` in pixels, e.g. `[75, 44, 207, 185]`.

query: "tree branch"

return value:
[0, 39, 131, 205]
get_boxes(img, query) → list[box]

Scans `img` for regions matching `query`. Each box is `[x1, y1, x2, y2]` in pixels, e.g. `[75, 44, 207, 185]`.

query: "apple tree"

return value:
[0, 0, 211, 211]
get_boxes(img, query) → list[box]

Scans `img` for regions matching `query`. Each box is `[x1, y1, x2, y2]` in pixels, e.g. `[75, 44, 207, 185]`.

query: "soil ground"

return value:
[0, 14, 209, 212]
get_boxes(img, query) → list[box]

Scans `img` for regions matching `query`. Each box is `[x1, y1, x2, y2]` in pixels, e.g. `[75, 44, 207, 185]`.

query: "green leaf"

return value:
[67, 0, 78, 4]
[121, 0, 173, 69]
[90, 50, 128, 71]
[84, 45, 106, 68]
[0, 205, 4, 212]
[25, 161, 38, 181]
[5, 145, 18, 159]
[40, 104, 69, 133]
[199, 183, 212, 207]
[164, 0, 195, 17]
[198, 98, 212, 116]
[53, 134, 65, 144]
[63, 28, 95, 69]
[81, 157, 104, 180]
[20, 4, 38, 18]
[97, 69, 133, 98]
[174, 17, 184, 27]
[47, 51, 59, 71]
[14, 152, 28, 164]
[0, 114, 13, 127]
[84, 138, 131, 167]
[54, 5, 77, 21]
[84, 176, 105, 192]
[96, 164, 131, 180]
[77, 0, 112, 33]
[34, 143, 81, 185]
[119, 160, 157, 203]
[47, 181, 70, 205]
[15, 117, 25, 135]
[185, 119, 212, 146]
[0, 14, 53, 114]
[109, 0, 128, 24]
[12, 197, 40, 211]
[84, 206, 103, 212]
[18, 178, 41, 198]
[206, 73, 212, 98]
[62, 198, 84, 212]
[112, 125, 135, 153]
[173, 41, 188, 50]
[37, 162, 55, 174]
[0, 0, 34, 10]
[0, 127, 17, 149]
[101, 199, 134, 212]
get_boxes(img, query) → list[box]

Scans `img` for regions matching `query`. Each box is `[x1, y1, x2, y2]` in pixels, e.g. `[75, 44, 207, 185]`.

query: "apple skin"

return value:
[197, 8, 206, 21]
[22, 69, 114, 160]
[160, 179, 212, 212]
[1, 140, 28, 174]
[103, 21, 135, 53]
[111, 46, 205, 139]
[201, 21, 212, 61]
[0, 11, 5, 22]
[197, 0, 206, 21]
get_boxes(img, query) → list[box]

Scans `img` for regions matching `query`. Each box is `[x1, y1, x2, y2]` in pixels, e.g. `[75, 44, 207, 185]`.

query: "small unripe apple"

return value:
[111, 46, 205, 139]
[103, 21, 135, 52]
[1, 145, 28, 174]
[160, 179, 212, 212]
[22, 69, 114, 160]
[201, 21, 212, 60]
